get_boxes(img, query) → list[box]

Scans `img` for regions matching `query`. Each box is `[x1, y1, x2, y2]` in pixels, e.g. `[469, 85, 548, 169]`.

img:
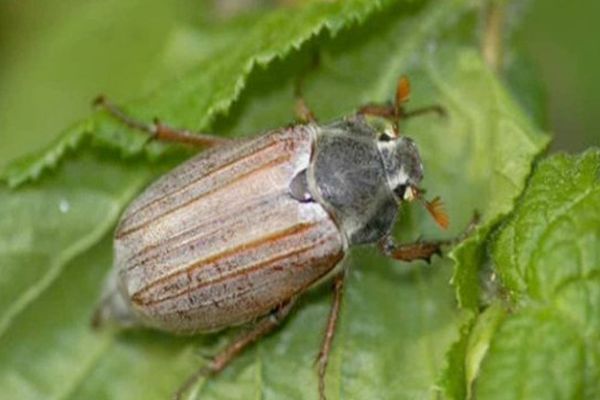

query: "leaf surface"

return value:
[444, 150, 600, 399]
[476, 150, 600, 399]
[0, 1, 549, 399]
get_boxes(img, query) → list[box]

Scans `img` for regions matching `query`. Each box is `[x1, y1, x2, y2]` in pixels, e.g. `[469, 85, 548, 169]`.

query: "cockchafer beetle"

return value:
[92, 76, 471, 400]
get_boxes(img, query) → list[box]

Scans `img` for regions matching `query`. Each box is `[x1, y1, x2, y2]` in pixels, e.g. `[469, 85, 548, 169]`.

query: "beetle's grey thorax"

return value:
[305, 119, 398, 246]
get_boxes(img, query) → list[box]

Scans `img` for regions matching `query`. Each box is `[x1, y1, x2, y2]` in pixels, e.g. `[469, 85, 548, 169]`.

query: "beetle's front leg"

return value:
[379, 212, 480, 262]
[316, 271, 346, 400]
[93, 95, 231, 148]
[173, 299, 296, 400]
[379, 235, 446, 263]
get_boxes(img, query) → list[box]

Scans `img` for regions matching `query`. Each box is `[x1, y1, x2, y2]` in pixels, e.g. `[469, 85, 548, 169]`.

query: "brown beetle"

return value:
[93, 77, 462, 400]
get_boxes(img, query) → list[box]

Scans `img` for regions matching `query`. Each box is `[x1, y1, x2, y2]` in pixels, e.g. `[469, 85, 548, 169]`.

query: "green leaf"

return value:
[0, 0, 211, 167]
[446, 150, 600, 399]
[479, 150, 600, 399]
[0, 1, 550, 399]
[440, 302, 507, 400]
[476, 307, 598, 399]
[448, 58, 551, 310]
[492, 151, 600, 305]
[0, 0, 390, 188]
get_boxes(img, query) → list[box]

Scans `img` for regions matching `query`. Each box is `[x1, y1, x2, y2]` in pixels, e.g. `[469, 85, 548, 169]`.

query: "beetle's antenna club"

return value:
[424, 196, 449, 230]
[395, 76, 411, 109]
[414, 188, 449, 230]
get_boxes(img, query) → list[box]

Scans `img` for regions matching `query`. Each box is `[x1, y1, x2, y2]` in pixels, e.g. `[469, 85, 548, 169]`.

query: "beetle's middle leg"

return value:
[173, 299, 296, 400]
[357, 76, 445, 135]
[316, 271, 346, 400]
[93, 95, 230, 148]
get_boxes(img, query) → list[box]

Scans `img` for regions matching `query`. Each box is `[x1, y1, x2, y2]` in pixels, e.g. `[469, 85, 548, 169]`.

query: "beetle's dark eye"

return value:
[394, 184, 407, 199]
[379, 132, 394, 142]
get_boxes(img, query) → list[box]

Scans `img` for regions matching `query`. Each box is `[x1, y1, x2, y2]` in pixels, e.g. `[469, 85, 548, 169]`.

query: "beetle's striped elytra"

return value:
[92, 76, 468, 400]
[109, 125, 349, 334]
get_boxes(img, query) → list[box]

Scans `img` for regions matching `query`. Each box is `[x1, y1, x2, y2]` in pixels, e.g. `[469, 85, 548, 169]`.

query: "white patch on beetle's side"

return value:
[387, 166, 409, 190]
[377, 140, 410, 193]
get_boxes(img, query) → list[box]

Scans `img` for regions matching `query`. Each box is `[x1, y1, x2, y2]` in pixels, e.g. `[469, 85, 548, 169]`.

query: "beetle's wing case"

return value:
[108, 125, 345, 334]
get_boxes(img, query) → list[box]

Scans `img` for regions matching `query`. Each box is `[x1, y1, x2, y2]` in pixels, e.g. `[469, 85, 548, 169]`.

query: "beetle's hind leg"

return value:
[173, 299, 296, 400]
[293, 51, 321, 124]
[294, 87, 316, 123]
[316, 271, 346, 400]
[93, 95, 231, 148]
[294, 71, 317, 123]
[91, 267, 144, 330]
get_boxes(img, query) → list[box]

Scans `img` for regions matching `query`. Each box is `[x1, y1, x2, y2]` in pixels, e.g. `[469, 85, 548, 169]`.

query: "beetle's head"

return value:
[377, 135, 449, 229]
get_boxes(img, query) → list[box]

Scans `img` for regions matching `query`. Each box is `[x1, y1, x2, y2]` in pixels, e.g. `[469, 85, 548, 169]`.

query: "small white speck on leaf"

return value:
[59, 199, 70, 213]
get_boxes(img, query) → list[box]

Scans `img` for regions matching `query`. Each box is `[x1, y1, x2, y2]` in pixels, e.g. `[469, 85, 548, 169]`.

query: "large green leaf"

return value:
[0, 0, 209, 167]
[0, 1, 549, 399]
[448, 59, 551, 310]
[477, 150, 600, 399]
[444, 150, 600, 399]
[0, 0, 390, 187]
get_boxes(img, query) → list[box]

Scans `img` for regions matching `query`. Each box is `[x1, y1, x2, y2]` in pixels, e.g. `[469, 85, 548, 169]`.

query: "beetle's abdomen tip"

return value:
[90, 298, 121, 331]
[90, 302, 122, 330]
[91, 286, 143, 331]
[90, 307, 103, 330]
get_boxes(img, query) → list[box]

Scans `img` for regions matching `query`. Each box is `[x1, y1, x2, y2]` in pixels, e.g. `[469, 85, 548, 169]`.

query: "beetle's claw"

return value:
[196, 348, 215, 362]
[92, 94, 107, 108]
[90, 307, 103, 330]
[470, 210, 481, 230]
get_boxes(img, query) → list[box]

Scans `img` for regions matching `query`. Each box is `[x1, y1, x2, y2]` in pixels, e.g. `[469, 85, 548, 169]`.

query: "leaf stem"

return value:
[481, 1, 505, 72]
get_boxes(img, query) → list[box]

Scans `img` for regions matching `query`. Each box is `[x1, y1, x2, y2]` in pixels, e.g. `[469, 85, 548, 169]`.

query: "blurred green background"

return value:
[0, 0, 598, 168]
[513, 0, 600, 151]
